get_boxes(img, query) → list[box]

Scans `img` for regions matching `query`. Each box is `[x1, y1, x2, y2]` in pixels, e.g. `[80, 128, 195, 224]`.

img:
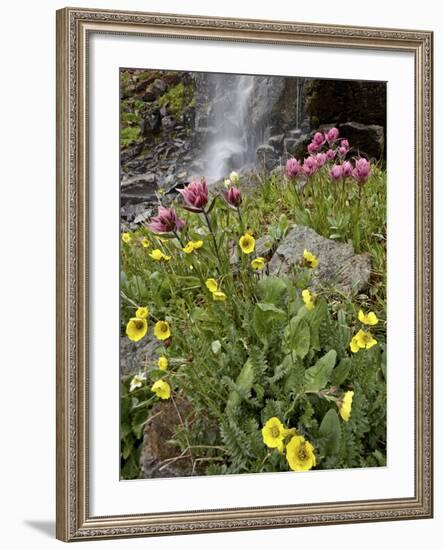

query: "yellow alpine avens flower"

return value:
[191, 240, 203, 250]
[149, 249, 171, 261]
[121, 232, 131, 243]
[157, 357, 169, 371]
[262, 417, 286, 452]
[239, 233, 256, 254]
[153, 320, 171, 341]
[151, 379, 171, 400]
[350, 329, 377, 352]
[302, 289, 315, 311]
[358, 309, 379, 326]
[350, 334, 360, 353]
[212, 291, 227, 301]
[205, 278, 218, 293]
[141, 237, 150, 248]
[182, 240, 204, 254]
[126, 318, 148, 342]
[129, 372, 146, 392]
[286, 435, 316, 471]
[303, 249, 318, 268]
[338, 391, 354, 422]
[251, 257, 266, 270]
[135, 306, 149, 319]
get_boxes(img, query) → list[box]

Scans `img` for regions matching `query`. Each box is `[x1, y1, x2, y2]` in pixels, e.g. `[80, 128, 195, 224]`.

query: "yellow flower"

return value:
[223, 178, 232, 188]
[126, 317, 148, 342]
[239, 233, 256, 254]
[350, 334, 360, 353]
[338, 391, 354, 422]
[251, 257, 266, 270]
[286, 435, 316, 472]
[135, 306, 149, 319]
[303, 249, 318, 268]
[129, 372, 146, 392]
[302, 289, 315, 311]
[350, 329, 377, 353]
[212, 291, 227, 301]
[153, 320, 171, 341]
[262, 417, 286, 452]
[141, 237, 150, 248]
[358, 309, 379, 326]
[183, 240, 204, 254]
[151, 379, 171, 400]
[149, 249, 171, 261]
[121, 232, 131, 243]
[157, 357, 169, 371]
[205, 278, 218, 293]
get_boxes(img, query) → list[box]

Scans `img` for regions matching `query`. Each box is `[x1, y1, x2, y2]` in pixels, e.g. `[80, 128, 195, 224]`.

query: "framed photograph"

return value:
[56, 7, 433, 542]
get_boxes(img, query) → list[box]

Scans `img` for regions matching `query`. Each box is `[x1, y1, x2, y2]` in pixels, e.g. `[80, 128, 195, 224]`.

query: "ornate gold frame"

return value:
[56, 7, 433, 542]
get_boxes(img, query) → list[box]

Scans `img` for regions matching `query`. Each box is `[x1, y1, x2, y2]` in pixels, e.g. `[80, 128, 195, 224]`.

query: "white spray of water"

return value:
[203, 74, 257, 182]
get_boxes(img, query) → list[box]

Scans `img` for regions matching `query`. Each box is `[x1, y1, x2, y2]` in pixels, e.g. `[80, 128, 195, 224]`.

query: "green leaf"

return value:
[256, 276, 288, 305]
[211, 340, 222, 354]
[331, 358, 352, 387]
[226, 359, 255, 410]
[304, 349, 337, 392]
[285, 317, 310, 359]
[319, 409, 341, 456]
[252, 302, 286, 342]
[304, 298, 328, 351]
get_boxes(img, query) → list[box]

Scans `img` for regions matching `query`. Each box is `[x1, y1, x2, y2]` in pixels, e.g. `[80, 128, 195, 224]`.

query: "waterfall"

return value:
[202, 74, 257, 182]
[295, 77, 305, 129]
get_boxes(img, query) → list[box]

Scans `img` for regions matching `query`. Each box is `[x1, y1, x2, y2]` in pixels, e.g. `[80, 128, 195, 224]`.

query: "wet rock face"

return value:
[304, 79, 387, 129]
[140, 399, 201, 478]
[338, 122, 385, 161]
[269, 225, 371, 294]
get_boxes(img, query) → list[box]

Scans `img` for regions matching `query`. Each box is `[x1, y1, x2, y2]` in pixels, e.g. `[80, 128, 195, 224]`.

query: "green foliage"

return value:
[120, 158, 387, 478]
[158, 82, 194, 115]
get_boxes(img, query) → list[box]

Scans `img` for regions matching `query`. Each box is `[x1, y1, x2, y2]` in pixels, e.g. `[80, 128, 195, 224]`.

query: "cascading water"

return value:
[295, 77, 305, 129]
[202, 74, 258, 182]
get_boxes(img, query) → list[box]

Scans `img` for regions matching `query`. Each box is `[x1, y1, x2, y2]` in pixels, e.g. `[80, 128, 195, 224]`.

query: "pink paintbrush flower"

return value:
[312, 132, 326, 147]
[147, 206, 185, 233]
[340, 139, 349, 150]
[338, 146, 348, 157]
[329, 164, 343, 182]
[352, 158, 371, 184]
[326, 149, 336, 161]
[307, 142, 320, 154]
[315, 152, 327, 167]
[286, 158, 302, 178]
[302, 156, 318, 177]
[342, 160, 353, 177]
[224, 186, 242, 207]
[326, 127, 340, 143]
[178, 178, 209, 209]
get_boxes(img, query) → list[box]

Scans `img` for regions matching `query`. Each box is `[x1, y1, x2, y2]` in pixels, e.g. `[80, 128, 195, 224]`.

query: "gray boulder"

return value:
[338, 122, 385, 160]
[120, 334, 159, 376]
[256, 144, 280, 171]
[269, 225, 371, 293]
